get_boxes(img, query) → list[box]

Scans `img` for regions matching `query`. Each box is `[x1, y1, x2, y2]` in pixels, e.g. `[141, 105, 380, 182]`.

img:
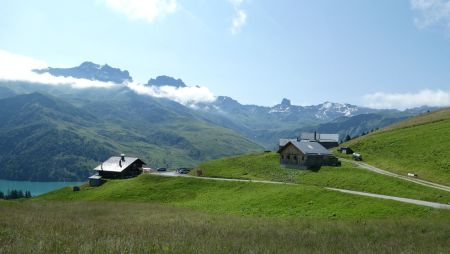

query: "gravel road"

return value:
[340, 158, 450, 192]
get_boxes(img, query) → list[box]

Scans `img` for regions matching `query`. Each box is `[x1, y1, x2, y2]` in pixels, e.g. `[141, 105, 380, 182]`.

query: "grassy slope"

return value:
[6, 153, 450, 253]
[381, 107, 450, 132]
[37, 174, 444, 219]
[1, 202, 449, 254]
[193, 152, 450, 204]
[341, 108, 450, 185]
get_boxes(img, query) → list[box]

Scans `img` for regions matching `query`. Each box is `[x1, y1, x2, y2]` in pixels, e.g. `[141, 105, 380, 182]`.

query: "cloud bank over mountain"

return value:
[0, 49, 216, 106]
[363, 89, 450, 109]
[0, 50, 117, 89]
[1, 49, 448, 110]
[128, 82, 215, 106]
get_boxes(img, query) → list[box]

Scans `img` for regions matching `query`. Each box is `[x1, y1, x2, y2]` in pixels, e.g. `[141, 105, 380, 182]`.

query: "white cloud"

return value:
[128, 82, 216, 106]
[0, 49, 117, 89]
[101, 0, 177, 23]
[231, 10, 247, 34]
[0, 49, 216, 106]
[229, 0, 247, 34]
[229, 0, 244, 6]
[363, 89, 450, 109]
[411, 0, 450, 29]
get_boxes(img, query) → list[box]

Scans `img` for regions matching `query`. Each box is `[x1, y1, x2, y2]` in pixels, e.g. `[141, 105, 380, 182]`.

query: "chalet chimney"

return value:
[121, 154, 125, 161]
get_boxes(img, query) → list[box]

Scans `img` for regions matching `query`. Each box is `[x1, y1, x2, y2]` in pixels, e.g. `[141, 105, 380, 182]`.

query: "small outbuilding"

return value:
[338, 147, 354, 154]
[93, 154, 146, 179]
[278, 141, 339, 169]
[88, 175, 103, 187]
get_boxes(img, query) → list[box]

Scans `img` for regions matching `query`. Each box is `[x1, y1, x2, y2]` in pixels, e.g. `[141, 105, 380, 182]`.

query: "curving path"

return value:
[327, 187, 450, 209]
[150, 171, 450, 210]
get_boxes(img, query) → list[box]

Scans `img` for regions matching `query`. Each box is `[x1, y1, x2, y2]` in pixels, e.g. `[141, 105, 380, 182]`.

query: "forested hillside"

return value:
[0, 91, 262, 181]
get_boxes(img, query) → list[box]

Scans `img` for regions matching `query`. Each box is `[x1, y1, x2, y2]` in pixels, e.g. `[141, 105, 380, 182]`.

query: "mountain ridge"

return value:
[27, 61, 436, 120]
[34, 61, 133, 84]
[3, 61, 438, 149]
[147, 75, 187, 88]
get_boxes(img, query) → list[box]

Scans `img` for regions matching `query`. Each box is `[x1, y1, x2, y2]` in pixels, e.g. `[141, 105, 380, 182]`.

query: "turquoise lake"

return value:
[0, 179, 84, 196]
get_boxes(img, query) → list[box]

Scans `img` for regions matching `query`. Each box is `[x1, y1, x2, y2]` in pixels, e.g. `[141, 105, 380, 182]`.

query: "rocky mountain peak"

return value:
[280, 98, 291, 107]
[79, 61, 100, 69]
[33, 62, 132, 84]
[147, 75, 186, 88]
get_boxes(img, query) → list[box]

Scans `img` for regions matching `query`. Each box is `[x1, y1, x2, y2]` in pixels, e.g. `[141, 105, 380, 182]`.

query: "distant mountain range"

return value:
[0, 62, 437, 180]
[196, 96, 430, 147]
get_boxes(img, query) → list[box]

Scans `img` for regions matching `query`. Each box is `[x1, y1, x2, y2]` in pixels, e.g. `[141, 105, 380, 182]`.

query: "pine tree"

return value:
[4, 189, 28, 199]
[7, 190, 17, 199]
[344, 134, 351, 142]
[0, 191, 4, 199]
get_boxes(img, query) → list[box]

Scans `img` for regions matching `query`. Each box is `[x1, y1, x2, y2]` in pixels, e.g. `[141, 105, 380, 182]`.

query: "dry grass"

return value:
[1, 201, 449, 254]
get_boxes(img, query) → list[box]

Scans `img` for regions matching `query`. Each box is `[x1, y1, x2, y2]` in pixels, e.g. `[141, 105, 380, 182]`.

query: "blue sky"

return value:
[1, 0, 450, 108]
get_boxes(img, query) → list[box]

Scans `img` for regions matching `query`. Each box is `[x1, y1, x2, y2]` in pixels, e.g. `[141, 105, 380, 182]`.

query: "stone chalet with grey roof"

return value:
[277, 140, 339, 169]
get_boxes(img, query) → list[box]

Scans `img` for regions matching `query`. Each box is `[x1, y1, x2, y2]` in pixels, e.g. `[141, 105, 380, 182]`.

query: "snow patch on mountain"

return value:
[269, 106, 291, 113]
[314, 102, 359, 119]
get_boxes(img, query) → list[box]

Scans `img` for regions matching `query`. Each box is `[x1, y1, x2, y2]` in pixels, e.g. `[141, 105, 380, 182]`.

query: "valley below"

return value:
[0, 63, 449, 254]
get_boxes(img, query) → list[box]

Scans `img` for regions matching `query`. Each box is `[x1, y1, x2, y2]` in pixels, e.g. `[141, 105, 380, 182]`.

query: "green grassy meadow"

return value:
[36, 174, 442, 219]
[2, 159, 450, 253]
[1, 201, 449, 254]
[194, 152, 450, 203]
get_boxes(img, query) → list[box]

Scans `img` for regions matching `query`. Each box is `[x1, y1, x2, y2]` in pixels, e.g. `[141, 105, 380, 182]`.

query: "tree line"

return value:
[0, 189, 32, 200]
[342, 128, 380, 143]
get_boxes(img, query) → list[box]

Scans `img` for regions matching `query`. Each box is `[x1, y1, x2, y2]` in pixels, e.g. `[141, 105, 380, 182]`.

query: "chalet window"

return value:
[287, 155, 290, 160]
[281, 155, 284, 160]
[302, 156, 304, 161]
[294, 156, 297, 161]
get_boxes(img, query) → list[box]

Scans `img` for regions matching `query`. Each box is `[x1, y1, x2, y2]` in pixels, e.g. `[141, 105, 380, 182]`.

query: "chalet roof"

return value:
[93, 156, 145, 172]
[279, 138, 296, 147]
[300, 133, 339, 142]
[89, 175, 102, 180]
[280, 141, 332, 155]
[317, 134, 339, 142]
